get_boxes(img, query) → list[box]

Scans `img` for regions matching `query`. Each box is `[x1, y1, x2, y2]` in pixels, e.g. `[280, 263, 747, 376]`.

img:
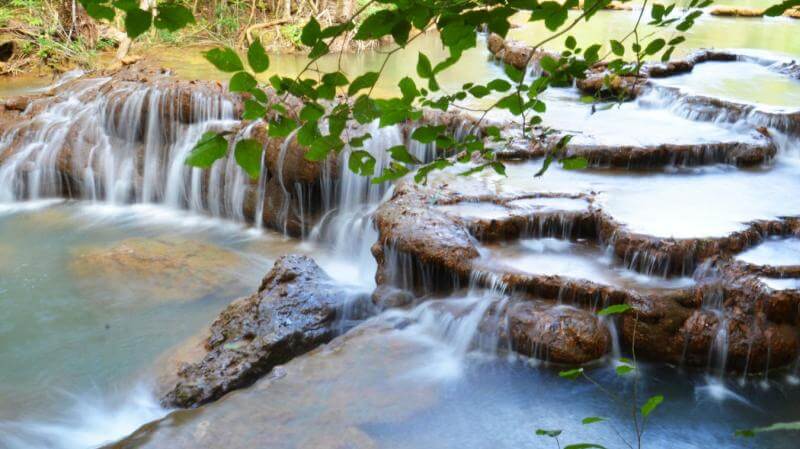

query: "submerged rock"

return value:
[69, 237, 247, 303]
[161, 254, 370, 408]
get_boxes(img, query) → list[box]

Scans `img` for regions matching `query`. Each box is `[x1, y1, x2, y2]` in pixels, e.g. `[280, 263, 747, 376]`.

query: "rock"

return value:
[373, 178, 480, 290]
[161, 255, 370, 408]
[69, 237, 247, 304]
[505, 301, 611, 364]
[709, 6, 764, 17]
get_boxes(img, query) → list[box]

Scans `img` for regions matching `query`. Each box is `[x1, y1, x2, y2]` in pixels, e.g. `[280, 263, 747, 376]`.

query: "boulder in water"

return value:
[505, 301, 611, 364]
[161, 254, 370, 408]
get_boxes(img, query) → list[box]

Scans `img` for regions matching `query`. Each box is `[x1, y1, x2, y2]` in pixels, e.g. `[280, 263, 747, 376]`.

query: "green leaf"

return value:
[348, 133, 372, 148]
[530, 1, 570, 31]
[268, 116, 298, 138]
[504, 64, 524, 83]
[399, 77, 419, 104]
[411, 125, 445, 144]
[584, 44, 601, 65]
[559, 368, 584, 380]
[597, 304, 632, 316]
[300, 103, 325, 122]
[581, 417, 607, 425]
[124, 8, 152, 39]
[610, 40, 624, 56]
[615, 365, 634, 375]
[322, 72, 348, 87]
[203, 47, 244, 73]
[297, 122, 320, 145]
[229, 72, 257, 93]
[247, 39, 270, 73]
[487, 79, 512, 92]
[644, 38, 666, 56]
[308, 41, 329, 59]
[641, 395, 664, 417]
[391, 19, 412, 46]
[301, 17, 321, 46]
[348, 150, 376, 176]
[185, 132, 228, 168]
[234, 139, 262, 179]
[535, 429, 562, 438]
[371, 162, 411, 184]
[153, 2, 194, 31]
[469, 85, 491, 98]
[564, 444, 607, 449]
[112, 0, 138, 12]
[242, 99, 266, 120]
[81, 0, 116, 21]
[306, 135, 344, 161]
[388, 145, 421, 164]
[348, 72, 379, 96]
[249, 87, 267, 103]
[764, 0, 799, 16]
[565, 35, 576, 50]
[417, 52, 433, 78]
[354, 10, 399, 41]
[414, 159, 452, 184]
[736, 421, 800, 437]
[561, 156, 587, 170]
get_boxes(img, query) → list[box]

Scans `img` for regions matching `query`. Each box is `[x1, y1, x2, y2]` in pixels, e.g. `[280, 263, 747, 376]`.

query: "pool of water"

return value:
[737, 236, 800, 266]
[0, 201, 360, 449]
[431, 154, 800, 239]
[651, 60, 800, 109]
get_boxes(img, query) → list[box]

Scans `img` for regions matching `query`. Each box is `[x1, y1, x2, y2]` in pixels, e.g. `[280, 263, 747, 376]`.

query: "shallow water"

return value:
[432, 156, 800, 239]
[737, 236, 800, 266]
[651, 60, 800, 109]
[0, 202, 355, 449]
[476, 238, 696, 290]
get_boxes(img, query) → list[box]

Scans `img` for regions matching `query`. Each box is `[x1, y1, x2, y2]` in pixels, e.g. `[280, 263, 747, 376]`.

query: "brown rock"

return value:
[161, 255, 371, 408]
[506, 301, 611, 364]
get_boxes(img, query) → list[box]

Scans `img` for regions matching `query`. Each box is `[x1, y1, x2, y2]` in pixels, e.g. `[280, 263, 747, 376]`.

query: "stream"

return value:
[1, 5, 800, 449]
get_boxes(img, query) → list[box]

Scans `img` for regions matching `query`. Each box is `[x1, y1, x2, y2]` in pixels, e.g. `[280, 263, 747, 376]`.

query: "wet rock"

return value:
[576, 65, 645, 100]
[560, 138, 776, 168]
[505, 301, 611, 364]
[709, 6, 765, 17]
[161, 255, 369, 408]
[485, 34, 559, 72]
[371, 285, 416, 309]
[69, 237, 247, 304]
[373, 178, 480, 290]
